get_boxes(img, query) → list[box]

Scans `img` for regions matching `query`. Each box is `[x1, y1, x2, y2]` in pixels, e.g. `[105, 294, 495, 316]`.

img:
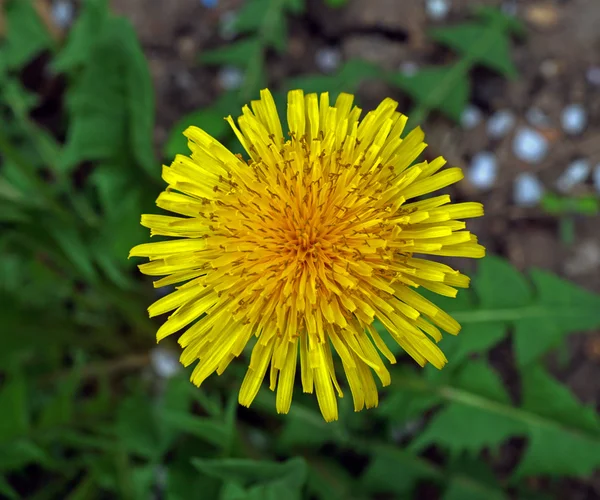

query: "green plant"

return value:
[1, 1, 599, 499]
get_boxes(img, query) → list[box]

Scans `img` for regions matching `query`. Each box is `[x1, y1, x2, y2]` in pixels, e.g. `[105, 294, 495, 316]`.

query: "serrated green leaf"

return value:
[376, 390, 440, 425]
[514, 366, 600, 478]
[474, 6, 526, 37]
[3, 0, 54, 69]
[399, 362, 600, 478]
[60, 18, 156, 175]
[388, 65, 470, 122]
[52, 0, 109, 72]
[192, 457, 308, 500]
[441, 322, 506, 365]
[410, 362, 519, 455]
[201, 39, 261, 66]
[448, 256, 600, 367]
[233, 0, 270, 34]
[473, 257, 532, 309]
[429, 23, 518, 79]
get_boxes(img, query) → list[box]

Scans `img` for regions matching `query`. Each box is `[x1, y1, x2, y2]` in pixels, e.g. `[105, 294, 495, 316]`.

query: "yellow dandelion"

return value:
[130, 89, 485, 422]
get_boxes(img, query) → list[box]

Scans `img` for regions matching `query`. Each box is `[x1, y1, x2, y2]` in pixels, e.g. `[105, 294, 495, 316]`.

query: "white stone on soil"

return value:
[52, 0, 74, 28]
[487, 109, 515, 139]
[217, 66, 244, 90]
[461, 105, 483, 129]
[315, 47, 342, 74]
[468, 152, 498, 189]
[556, 159, 591, 193]
[426, 0, 451, 21]
[150, 348, 181, 379]
[512, 127, 549, 164]
[561, 103, 587, 135]
[514, 172, 544, 207]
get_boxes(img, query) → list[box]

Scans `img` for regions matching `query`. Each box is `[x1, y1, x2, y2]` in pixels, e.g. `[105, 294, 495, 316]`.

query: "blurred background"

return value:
[1, 0, 600, 498]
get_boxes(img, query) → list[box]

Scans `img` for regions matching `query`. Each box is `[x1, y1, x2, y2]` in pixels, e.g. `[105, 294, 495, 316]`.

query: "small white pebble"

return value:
[52, 0, 74, 29]
[525, 107, 550, 128]
[514, 172, 544, 207]
[586, 66, 600, 87]
[426, 0, 451, 21]
[561, 103, 587, 135]
[150, 348, 181, 378]
[468, 152, 498, 190]
[219, 11, 238, 40]
[487, 109, 515, 139]
[217, 65, 244, 90]
[461, 105, 483, 129]
[594, 163, 600, 194]
[556, 159, 591, 193]
[513, 127, 549, 164]
[399, 61, 418, 77]
[315, 47, 341, 74]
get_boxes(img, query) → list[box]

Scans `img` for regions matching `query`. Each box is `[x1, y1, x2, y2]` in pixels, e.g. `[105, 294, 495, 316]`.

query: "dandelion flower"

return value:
[130, 89, 485, 422]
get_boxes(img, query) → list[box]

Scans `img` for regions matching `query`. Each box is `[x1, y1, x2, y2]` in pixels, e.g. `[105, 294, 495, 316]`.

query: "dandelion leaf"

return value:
[429, 23, 518, 79]
[389, 65, 470, 122]
[60, 18, 155, 175]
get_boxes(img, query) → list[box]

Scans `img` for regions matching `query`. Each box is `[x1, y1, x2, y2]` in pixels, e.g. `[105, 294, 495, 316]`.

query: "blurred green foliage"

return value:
[1, 1, 599, 499]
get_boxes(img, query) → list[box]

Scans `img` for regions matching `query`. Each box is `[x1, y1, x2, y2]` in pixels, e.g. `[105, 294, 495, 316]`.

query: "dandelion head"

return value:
[130, 89, 485, 422]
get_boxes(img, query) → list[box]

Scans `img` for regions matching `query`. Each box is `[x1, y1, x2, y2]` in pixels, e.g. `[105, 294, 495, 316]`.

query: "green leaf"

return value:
[38, 354, 83, 428]
[161, 410, 230, 449]
[192, 457, 308, 500]
[115, 393, 167, 459]
[429, 23, 518, 79]
[361, 445, 437, 496]
[388, 65, 470, 122]
[60, 18, 156, 175]
[3, 0, 54, 69]
[473, 256, 532, 309]
[400, 362, 600, 478]
[0, 440, 50, 470]
[201, 39, 261, 66]
[52, 0, 110, 72]
[442, 480, 505, 500]
[448, 256, 600, 367]
[0, 374, 28, 442]
[474, 6, 526, 37]
[514, 366, 600, 478]
[285, 60, 382, 98]
[164, 92, 237, 160]
[167, 441, 222, 500]
[305, 459, 357, 500]
[410, 361, 520, 455]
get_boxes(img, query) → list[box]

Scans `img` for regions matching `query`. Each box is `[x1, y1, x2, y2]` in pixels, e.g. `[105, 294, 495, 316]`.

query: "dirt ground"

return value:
[110, 0, 600, 495]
